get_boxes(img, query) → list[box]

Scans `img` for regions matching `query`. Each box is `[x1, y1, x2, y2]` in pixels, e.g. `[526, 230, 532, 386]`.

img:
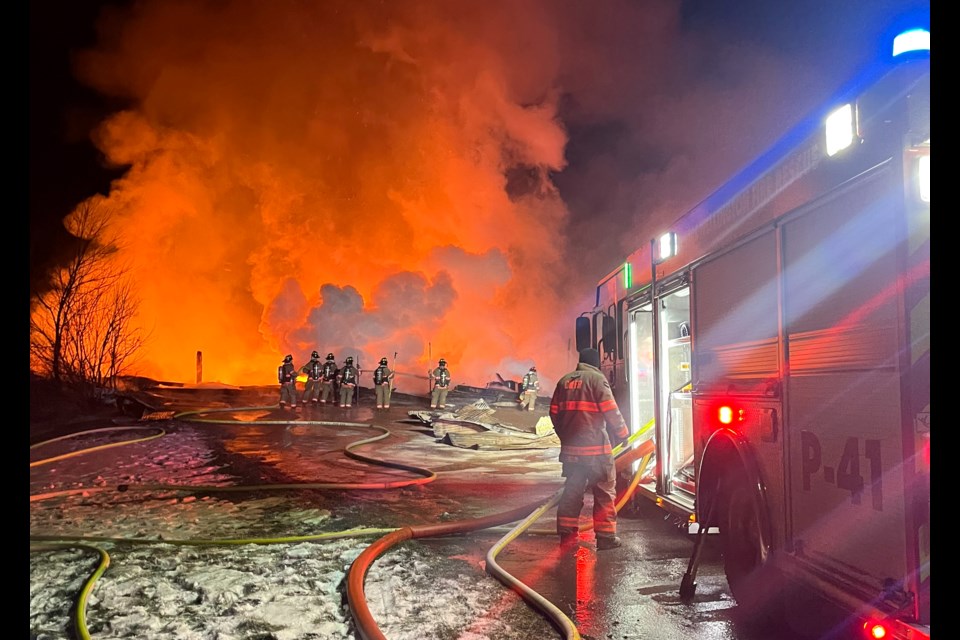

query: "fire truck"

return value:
[574, 27, 930, 640]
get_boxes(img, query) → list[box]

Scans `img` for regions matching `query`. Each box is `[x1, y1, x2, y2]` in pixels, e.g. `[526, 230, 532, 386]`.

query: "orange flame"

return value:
[70, 0, 592, 393]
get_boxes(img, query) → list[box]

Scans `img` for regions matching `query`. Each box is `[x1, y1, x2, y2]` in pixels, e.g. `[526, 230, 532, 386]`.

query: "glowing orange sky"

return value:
[56, 0, 853, 390]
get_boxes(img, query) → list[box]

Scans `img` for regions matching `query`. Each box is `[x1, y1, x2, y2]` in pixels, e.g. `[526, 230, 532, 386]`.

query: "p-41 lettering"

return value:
[799, 431, 883, 511]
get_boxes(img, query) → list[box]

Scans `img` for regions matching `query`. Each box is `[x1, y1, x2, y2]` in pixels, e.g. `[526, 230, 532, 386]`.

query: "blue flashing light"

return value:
[892, 28, 930, 56]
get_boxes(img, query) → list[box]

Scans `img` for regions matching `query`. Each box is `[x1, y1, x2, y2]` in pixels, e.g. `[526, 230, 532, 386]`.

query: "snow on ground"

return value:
[30, 421, 559, 640]
[31, 535, 538, 640]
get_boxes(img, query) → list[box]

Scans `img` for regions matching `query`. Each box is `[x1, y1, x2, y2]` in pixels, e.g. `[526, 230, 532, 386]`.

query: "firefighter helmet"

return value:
[530, 366, 537, 372]
[380, 357, 388, 366]
[346, 356, 354, 365]
[326, 353, 335, 360]
[311, 350, 320, 359]
[283, 354, 293, 363]
[439, 358, 447, 366]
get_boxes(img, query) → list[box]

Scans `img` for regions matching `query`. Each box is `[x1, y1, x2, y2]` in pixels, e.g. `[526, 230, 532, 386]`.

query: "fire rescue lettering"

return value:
[800, 431, 883, 511]
[564, 379, 583, 390]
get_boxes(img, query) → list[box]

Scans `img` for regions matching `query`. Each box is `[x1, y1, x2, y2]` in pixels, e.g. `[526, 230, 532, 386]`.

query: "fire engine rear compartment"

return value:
[624, 77, 927, 640]
[582, 40, 929, 638]
[624, 158, 927, 635]
[686, 158, 916, 604]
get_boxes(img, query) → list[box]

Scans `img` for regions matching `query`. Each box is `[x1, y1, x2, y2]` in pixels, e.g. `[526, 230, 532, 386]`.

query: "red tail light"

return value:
[702, 398, 747, 436]
[716, 403, 743, 426]
[718, 405, 734, 424]
[863, 619, 888, 639]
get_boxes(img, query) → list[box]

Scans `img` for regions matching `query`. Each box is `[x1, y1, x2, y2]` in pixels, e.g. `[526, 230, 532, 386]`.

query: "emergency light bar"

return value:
[825, 27, 930, 160]
[892, 28, 930, 57]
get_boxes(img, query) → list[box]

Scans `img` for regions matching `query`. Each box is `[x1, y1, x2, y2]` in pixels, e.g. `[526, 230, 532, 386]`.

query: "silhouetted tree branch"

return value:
[30, 198, 147, 395]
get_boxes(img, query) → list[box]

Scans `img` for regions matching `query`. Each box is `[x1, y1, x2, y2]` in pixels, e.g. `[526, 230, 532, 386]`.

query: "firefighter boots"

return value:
[596, 536, 622, 550]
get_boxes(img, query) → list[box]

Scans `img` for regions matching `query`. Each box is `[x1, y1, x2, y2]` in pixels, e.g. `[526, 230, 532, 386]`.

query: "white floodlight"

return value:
[918, 154, 929, 203]
[825, 103, 854, 157]
[657, 232, 678, 263]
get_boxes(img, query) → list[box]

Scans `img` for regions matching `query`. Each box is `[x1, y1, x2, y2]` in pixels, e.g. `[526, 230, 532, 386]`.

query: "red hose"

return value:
[347, 439, 655, 640]
[346, 501, 549, 640]
[347, 528, 416, 640]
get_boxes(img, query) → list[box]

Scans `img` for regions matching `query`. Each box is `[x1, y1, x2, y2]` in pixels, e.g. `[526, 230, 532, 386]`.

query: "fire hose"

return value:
[31, 407, 655, 640]
[345, 428, 655, 640]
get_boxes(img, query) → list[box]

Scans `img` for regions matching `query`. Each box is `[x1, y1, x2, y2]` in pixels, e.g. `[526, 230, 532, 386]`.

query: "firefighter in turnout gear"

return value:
[518, 366, 540, 411]
[319, 353, 338, 404]
[337, 356, 360, 407]
[373, 357, 395, 409]
[428, 358, 452, 409]
[300, 351, 323, 405]
[549, 348, 629, 550]
[277, 354, 298, 410]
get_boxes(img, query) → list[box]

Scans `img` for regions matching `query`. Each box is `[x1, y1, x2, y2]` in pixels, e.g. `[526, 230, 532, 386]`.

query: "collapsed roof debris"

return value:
[408, 399, 559, 451]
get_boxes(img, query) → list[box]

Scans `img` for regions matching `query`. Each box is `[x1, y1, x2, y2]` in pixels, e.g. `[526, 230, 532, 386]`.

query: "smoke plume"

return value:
[64, 0, 844, 390]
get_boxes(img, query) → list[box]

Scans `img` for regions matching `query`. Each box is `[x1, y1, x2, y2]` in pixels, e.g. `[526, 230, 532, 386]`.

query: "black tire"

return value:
[720, 476, 786, 629]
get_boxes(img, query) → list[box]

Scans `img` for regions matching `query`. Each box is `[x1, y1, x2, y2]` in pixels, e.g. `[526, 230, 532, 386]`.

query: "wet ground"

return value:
[29, 380, 859, 640]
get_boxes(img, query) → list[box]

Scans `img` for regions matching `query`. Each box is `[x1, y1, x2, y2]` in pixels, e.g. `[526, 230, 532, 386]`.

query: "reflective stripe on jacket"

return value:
[522, 372, 539, 391]
[431, 367, 450, 388]
[549, 362, 628, 462]
[278, 363, 296, 384]
[321, 362, 337, 381]
[301, 360, 322, 380]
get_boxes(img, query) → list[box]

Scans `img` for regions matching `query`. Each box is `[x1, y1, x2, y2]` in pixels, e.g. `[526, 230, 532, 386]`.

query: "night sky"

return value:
[30, 0, 131, 296]
[28, 0, 930, 387]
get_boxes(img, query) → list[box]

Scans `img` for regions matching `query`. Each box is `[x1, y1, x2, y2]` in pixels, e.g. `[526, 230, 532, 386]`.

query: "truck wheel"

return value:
[721, 476, 784, 627]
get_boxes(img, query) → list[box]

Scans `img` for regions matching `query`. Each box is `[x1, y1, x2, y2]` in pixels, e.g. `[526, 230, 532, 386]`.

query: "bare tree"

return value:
[30, 198, 146, 394]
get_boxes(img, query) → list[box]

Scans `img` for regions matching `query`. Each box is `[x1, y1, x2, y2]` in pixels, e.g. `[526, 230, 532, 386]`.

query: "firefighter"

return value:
[277, 354, 298, 410]
[428, 358, 452, 409]
[299, 351, 323, 405]
[373, 357, 395, 409]
[518, 365, 540, 411]
[319, 353, 338, 404]
[549, 348, 629, 550]
[337, 356, 360, 408]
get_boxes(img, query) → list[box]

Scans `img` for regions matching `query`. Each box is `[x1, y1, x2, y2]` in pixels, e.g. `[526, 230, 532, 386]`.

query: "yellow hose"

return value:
[31, 406, 656, 640]
[30, 527, 402, 640]
[522, 419, 655, 536]
[482, 424, 655, 639]
[31, 542, 110, 640]
[483, 489, 577, 639]
[30, 426, 166, 468]
[30, 526, 399, 547]
[30, 421, 436, 503]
